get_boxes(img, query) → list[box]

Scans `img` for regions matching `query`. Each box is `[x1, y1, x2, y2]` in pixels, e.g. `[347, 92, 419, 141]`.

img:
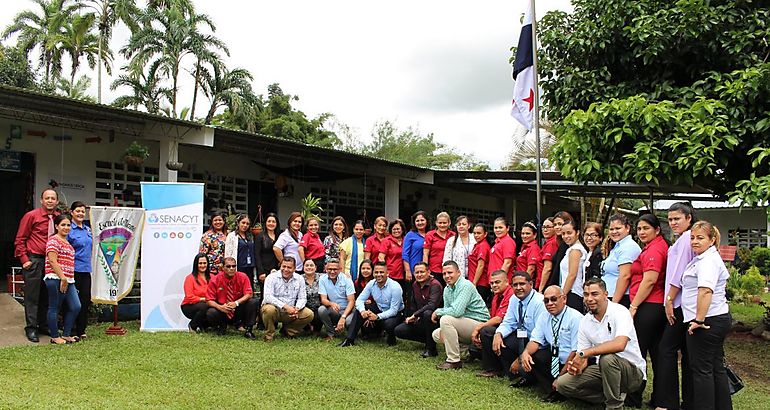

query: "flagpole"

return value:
[530, 0, 542, 238]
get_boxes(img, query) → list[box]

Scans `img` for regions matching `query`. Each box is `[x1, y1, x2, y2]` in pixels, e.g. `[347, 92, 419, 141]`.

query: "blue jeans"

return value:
[45, 279, 81, 338]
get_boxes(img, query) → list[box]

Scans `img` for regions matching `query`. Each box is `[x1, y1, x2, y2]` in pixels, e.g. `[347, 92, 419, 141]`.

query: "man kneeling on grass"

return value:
[555, 277, 646, 409]
[432, 260, 490, 370]
[261, 256, 314, 342]
[339, 261, 403, 347]
[206, 257, 259, 339]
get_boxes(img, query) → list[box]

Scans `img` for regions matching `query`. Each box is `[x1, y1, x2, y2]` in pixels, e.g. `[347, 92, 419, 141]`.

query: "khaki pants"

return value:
[555, 353, 644, 410]
[432, 315, 483, 363]
[261, 304, 314, 339]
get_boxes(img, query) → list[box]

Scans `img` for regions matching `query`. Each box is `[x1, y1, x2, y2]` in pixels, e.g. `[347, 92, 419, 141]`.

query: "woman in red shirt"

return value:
[629, 213, 669, 407]
[468, 223, 492, 304]
[515, 221, 541, 284]
[181, 253, 211, 333]
[422, 211, 455, 285]
[299, 217, 326, 273]
[45, 214, 80, 344]
[379, 219, 406, 296]
[537, 217, 558, 292]
[365, 216, 388, 262]
[488, 217, 516, 282]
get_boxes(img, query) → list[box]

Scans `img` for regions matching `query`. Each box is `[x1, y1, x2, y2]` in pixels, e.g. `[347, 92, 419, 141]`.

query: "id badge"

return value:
[517, 329, 527, 338]
[246, 256, 252, 265]
[551, 346, 559, 356]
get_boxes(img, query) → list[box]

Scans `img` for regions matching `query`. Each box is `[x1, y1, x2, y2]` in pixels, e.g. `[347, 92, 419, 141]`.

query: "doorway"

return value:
[0, 152, 35, 292]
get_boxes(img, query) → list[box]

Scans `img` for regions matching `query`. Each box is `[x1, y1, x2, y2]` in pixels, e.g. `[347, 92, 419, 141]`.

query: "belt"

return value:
[28, 253, 45, 258]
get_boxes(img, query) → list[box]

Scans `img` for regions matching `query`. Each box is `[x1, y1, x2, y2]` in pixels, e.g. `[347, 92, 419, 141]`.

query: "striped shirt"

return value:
[45, 236, 75, 283]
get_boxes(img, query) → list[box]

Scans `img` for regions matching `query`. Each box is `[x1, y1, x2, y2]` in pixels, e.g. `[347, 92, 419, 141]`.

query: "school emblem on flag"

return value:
[98, 227, 133, 283]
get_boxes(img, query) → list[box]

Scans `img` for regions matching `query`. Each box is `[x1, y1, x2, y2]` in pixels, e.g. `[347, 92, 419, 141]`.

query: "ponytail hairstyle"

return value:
[561, 219, 586, 251]
[286, 211, 303, 241]
[553, 211, 574, 245]
[521, 220, 539, 243]
[602, 213, 632, 257]
[668, 201, 697, 231]
[450, 215, 470, 254]
[637, 213, 669, 246]
[691, 220, 721, 248]
[235, 213, 253, 240]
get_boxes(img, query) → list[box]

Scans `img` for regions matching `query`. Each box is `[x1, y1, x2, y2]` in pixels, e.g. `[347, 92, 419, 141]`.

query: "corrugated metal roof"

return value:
[640, 199, 768, 211]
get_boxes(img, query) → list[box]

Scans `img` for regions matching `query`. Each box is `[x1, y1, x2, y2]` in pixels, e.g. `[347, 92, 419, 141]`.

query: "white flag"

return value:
[90, 207, 145, 304]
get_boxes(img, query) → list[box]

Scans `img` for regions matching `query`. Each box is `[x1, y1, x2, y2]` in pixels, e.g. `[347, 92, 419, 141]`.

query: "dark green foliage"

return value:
[0, 45, 36, 88]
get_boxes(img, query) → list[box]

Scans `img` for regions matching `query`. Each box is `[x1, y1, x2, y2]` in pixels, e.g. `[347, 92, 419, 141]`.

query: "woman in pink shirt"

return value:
[44, 214, 81, 344]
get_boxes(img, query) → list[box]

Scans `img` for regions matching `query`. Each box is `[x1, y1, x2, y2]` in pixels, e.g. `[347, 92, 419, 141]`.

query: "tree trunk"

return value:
[204, 102, 217, 124]
[97, 35, 103, 103]
[190, 59, 200, 120]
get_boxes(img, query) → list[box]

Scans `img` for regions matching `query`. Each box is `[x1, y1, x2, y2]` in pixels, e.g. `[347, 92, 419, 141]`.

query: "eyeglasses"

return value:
[584, 233, 600, 238]
[224, 265, 236, 268]
[543, 296, 561, 304]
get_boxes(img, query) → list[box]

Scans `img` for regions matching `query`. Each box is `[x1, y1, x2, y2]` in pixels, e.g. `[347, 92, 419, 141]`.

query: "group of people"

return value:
[15, 189, 92, 345]
[14, 189, 731, 409]
[183, 203, 732, 410]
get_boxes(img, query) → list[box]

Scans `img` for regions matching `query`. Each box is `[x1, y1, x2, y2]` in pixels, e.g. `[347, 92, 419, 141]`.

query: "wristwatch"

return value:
[578, 350, 586, 358]
[693, 319, 705, 325]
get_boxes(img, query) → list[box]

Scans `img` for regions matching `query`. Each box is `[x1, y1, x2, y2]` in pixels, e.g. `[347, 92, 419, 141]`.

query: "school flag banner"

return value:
[140, 182, 204, 331]
[90, 207, 145, 304]
[510, 1, 535, 130]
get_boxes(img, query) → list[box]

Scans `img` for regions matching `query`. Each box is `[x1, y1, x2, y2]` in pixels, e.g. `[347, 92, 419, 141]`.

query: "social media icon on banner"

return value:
[178, 232, 184, 238]
[185, 232, 192, 238]
[154, 232, 160, 238]
[170, 232, 176, 239]
[161, 232, 168, 239]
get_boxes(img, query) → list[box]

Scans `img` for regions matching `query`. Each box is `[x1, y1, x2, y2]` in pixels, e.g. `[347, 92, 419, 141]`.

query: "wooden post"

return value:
[105, 304, 127, 335]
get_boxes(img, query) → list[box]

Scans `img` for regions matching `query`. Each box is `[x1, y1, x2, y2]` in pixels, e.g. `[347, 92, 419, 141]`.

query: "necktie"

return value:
[47, 214, 54, 237]
[225, 278, 235, 319]
[551, 316, 560, 377]
[517, 301, 524, 329]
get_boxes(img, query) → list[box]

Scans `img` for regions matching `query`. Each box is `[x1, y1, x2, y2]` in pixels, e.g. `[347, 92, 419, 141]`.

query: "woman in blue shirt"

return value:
[225, 214, 258, 292]
[402, 210, 429, 285]
[601, 213, 641, 307]
[67, 201, 92, 340]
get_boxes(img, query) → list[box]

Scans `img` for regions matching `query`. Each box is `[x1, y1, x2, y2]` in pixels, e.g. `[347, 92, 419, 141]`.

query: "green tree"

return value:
[55, 74, 95, 101]
[121, 4, 223, 118]
[353, 121, 488, 170]
[0, 45, 37, 88]
[110, 59, 170, 114]
[2, 0, 82, 84]
[82, 0, 140, 103]
[201, 63, 257, 125]
[536, 0, 770, 203]
[55, 12, 111, 94]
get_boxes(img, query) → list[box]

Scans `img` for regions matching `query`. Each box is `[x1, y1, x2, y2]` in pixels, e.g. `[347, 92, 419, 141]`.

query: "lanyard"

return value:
[552, 309, 565, 347]
[517, 291, 534, 329]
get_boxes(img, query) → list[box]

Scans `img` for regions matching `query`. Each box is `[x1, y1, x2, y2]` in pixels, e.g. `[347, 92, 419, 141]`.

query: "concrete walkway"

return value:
[0, 293, 49, 348]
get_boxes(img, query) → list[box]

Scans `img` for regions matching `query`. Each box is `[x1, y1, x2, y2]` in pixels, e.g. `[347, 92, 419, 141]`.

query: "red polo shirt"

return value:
[206, 271, 252, 305]
[378, 236, 404, 280]
[299, 231, 325, 259]
[490, 285, 514, 319]
[422, 229, 455, 273]
[516, 240, 541, 272]
[365, 235, 386, 262]
[488, 235, 516, 281]
[468, 239, 491, 287]
[15, 207, 60, 264]
[629, 234, 669, 304]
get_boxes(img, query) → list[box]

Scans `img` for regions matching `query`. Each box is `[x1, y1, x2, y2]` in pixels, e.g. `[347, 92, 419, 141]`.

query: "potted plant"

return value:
[251, 222, 263, 236]
[166, 160, 184, 171]
[124, 141, 150, 166]
[300, 193, 324, 222]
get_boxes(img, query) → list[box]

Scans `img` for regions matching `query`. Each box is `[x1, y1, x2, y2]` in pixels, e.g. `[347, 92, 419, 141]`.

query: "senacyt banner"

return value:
[90, 206, 145, 305]
[140, 182, 204, 331]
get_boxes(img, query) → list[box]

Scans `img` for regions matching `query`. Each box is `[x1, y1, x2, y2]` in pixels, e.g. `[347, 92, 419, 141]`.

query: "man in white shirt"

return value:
[555, 277, 646, 409]
[261, 256, 314, 341]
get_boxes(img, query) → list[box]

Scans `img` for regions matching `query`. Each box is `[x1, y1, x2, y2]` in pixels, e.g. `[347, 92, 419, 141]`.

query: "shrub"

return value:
[742, 266, 766, 296]
[749, 247, 770, 275]
[735, 247, 752, 271]
[727, 266, 747, 302]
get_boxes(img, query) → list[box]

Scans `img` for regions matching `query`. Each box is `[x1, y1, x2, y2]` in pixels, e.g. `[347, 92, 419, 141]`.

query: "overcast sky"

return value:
[1, 0, 573, 168]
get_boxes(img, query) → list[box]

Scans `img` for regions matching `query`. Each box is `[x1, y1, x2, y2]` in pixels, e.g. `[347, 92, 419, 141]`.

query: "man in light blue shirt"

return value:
[318, 259, 356, 340]
[339, 261, 403, 347]
[520, 285, 582, 402]
[490, 271, 547, 384]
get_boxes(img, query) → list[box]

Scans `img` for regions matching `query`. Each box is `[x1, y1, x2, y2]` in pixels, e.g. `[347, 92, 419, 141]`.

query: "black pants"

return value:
[531, 347, 562, 394]
[347, 304, 403, 342]
[181, 302, 209, 330]
[656, 306, 692, 410]
[481, 327, 529, 379]
[394, 278, 411, 309]
[205, 298, 259, 329]
[477, 285, 492, 307]
[626, 302, 665, 406]
[394, 309, 437, 351]
[21, 254, 48, 332]
[686, 313, 732, 410]
[238, 266, 256, 292]
[431, 271, 445, 287]
[566, 292, 584, 314]
[617, 294, 631, 308]
[73, 271, 91, 336]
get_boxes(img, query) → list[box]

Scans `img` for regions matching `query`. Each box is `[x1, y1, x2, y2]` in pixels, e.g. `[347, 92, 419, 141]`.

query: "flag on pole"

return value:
[510, 3, 535, 130]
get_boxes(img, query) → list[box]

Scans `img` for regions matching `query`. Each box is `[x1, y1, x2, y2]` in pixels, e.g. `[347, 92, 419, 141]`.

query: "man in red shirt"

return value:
[471, 270, 514, 377]
[14, 189, 60, 342]
[205, 257, 259, 339]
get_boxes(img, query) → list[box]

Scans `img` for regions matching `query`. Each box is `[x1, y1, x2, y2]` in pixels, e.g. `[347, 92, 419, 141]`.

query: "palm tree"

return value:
[202, 63, 257, 125]
[110, 59, 171, 114]
[56, 13, 112, 93]
[2, 0, 82, 84]
[121, 5, 225, 118]
[56, 74, 96, 102]
[82, 0, 140, 103]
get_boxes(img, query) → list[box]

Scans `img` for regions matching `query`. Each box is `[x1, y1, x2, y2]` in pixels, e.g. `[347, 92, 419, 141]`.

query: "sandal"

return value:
[62, 336, 78, 343]
[50, 337, 68, 345]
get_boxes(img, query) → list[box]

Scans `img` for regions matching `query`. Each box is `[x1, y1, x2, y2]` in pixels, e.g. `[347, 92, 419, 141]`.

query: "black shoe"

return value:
[509, 378, 532, 388]
[244, 330, 256, 340]
[338, 339, 354, 347]
[420, 349, 438, 358]
[25, 329, 39, 343]
[216, 326, 226, 336]
[386, 335, 397, 346]
[38, 327, 50, 336]
[542, 392, 565, 403]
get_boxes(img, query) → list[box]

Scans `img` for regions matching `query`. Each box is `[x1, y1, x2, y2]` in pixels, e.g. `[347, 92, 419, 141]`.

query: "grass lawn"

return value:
[729, 292, 770, 328]
[1, 321, 768, 409]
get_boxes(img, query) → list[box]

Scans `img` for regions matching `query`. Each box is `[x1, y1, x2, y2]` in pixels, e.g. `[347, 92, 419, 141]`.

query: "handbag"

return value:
[724, 360, 744, 395]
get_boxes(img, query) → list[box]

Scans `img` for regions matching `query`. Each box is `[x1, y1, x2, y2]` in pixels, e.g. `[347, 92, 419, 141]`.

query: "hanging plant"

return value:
[124, 141, 150, 166]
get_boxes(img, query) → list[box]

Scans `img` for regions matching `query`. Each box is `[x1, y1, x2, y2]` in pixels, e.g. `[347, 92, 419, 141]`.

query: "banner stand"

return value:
[105, 305, 127, 335]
